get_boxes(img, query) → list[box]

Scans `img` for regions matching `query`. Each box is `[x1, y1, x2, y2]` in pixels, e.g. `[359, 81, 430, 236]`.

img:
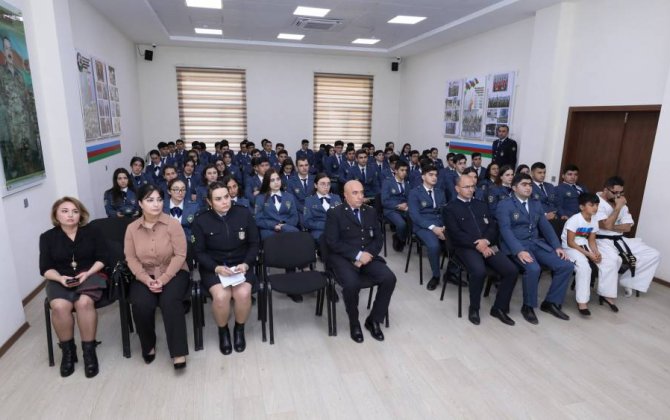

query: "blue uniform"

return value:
[437, 170, 459, 202]
[260, 150, 278, 167]
[408, 185, 447, 279]
[487, 185, 512, 217]
[407, 165, 423, 189]
[224, 164, 244, 185]
[303, 193, 342, 241]
[179, 173, 201, 197]
[496, 197, 574, 308]
[531, 181, 558, 214]
[254, 193, 300, 239]
[103, 189, 138, 218]
[232, 197, 251, 209]
[244, 174, 264, 203]
[471, 165, 487, 181]
[555, 183, 587, 218]
[235, 152, 252, 171]
[163, 199, 200, 243]
[144, 163, 163, 185]
[130, 172, 150, 190]
[338, 160, 357, 185]
[381, 177, 409, 242]
[295, 148, 315, 170]
[347, 164, 379, 198]
[287, 174, 315, 214]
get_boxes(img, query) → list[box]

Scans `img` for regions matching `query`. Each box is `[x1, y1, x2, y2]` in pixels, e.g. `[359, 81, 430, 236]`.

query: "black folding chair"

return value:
[261, 232, 335, 344]
[373, 193, 389, 257]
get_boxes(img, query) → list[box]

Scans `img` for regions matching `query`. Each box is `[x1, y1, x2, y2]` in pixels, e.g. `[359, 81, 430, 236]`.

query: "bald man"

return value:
[324, 180, 397, 343]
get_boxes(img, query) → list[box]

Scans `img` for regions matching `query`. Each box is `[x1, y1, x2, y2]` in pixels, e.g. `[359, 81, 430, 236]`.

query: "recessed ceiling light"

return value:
[277, 33, 305, 41]
[388, 15, 426, 25]
[186, 0, 222, 9]
[352, 38, 380, 45]
[293, 6, 330, 18]
[195, 27, 222, 35]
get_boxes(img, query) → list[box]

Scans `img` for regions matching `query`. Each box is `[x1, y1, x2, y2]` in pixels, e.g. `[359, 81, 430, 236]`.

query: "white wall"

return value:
[137, 46, 401, 153]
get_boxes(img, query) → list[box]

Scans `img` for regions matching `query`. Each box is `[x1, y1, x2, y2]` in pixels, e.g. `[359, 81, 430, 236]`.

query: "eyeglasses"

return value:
[607, 188, 624, 196]
[170, 188, 186, 193]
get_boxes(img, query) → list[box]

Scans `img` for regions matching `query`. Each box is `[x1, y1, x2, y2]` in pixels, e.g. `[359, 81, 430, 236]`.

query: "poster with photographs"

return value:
[76, 52, 101, 140]
[92, 57, 112, 137]
[460, 76, 486, 139]
[484, 71, 515, 140]
[107, 64, 121, 134]
[443, 79, 463, 137]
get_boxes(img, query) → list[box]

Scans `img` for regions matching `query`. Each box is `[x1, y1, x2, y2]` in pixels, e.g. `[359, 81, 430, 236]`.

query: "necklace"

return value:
[71, 254, 78, 274]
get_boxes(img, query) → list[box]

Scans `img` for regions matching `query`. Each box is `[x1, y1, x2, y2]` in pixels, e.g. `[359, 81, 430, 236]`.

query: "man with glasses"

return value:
[497, 174, 574, 324]
[595, 176, 660, 297]
[443, 176, 519, 325]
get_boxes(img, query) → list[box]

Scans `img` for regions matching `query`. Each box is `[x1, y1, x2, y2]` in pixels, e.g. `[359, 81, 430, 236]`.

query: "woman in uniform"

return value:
[303, 173, 342, 244]
[254, 169, 300, 239]
[487, 164, 514, 217]
[104, 168, 138, 218]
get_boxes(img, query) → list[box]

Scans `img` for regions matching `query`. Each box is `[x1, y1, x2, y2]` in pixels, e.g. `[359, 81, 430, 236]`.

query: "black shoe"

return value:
[443, 271, 467, 287]
[578, 307, 591, 316]
[233, 323, 246, 353]
[521, 305, 539, 325]
[426, 276, 439, 291]
[81, 340, 99, 378]
[490, 308, 515, 326]
[288, 294, 303, 303]
[173, 359, 186, 370]
[364, 317, 385, 341]
[142, 349, 155, 364]
[58, 339, 77, 377]
[598, 296, 619, 313]
[468, 308, 480, 325]
[350, 322, 364, 343]
[218, 326, 232, 355]
[540, 301, 570, 321]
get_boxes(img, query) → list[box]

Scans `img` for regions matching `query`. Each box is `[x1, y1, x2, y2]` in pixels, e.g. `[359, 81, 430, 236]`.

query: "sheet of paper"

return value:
[218, 270, 246, 287]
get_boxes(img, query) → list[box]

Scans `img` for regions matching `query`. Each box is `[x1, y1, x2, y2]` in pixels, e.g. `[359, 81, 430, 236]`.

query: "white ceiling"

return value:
[84, 0, 562, 57]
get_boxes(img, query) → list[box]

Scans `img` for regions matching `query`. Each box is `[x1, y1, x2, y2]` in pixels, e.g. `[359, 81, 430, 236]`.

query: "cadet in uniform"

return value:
[381, 160, 410, 252]
[555, 164, 588, 219]
[347, 149, 379, 202]
[163, 178, 200, 244]
[443, 176, 518, 325]
[129, 157, 150, 189]
[295, 139, 316, 173]
[104, 168, 138, 218]
[254, 169, 300, 239]
[491, 124, 518, 168]
[303, 173, 342, 244]
[496, 173, 574, 325]
[486, 164, 514, 218]
[287, 157, 315, 220]
[324, 180, 396, 343]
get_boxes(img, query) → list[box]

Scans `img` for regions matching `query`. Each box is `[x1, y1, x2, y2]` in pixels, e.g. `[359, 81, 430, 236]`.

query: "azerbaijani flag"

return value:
[448, 140, 492, 158]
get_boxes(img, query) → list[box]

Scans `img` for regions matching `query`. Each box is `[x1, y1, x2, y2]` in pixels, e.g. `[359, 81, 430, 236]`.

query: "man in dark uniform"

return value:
[443, 176, 519, 325]
[295, 139, 315, 172]
[324, 180, 397, 343]
[491, 125, 518, 168]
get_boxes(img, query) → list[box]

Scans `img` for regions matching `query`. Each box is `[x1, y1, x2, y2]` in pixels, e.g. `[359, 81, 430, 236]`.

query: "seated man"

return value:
[287, 157, 315, 219]
[444, 176, 518, 325]
[497, 174, 574, 324]
[347, 149, 379, 203]
[325, 180, 396, 343]
[555, 164, 587, 220]
[530, 162, 559, 223]
[408, 164, 447, 291]
[381, 160, 410, 252]
[595, 176, 660, 297]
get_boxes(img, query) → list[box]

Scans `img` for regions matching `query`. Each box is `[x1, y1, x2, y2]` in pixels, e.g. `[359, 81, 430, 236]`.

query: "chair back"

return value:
[373, 192, 383, 222]
[263, 231, 316, 269]
[88, 217, 136, 266]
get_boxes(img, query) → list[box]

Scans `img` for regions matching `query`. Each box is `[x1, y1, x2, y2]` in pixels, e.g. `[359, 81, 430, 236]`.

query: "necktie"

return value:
[540, 183, 546, 195]
[170, 207, 182, 218]
[427, 189, 435, 208]
[398, 182, 404, 194]
[272, 194, 281, 211]
[337, 155, 342, 165]
[353, 208, 361, 223]
[522, 201, 528, 213]
[361, 168, 366, 184]
[186, 177, 191, 190]
[573, 184, 583, 193]
[302, 178, 307, 189]
[320, 196, 330, 211]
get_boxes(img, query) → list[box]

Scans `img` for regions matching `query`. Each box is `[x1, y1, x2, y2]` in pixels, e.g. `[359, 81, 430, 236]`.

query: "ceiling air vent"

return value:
[294, 17, 343, 31]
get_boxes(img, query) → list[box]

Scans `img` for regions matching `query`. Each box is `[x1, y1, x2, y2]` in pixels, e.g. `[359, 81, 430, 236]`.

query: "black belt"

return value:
[596, 235, 636, 276]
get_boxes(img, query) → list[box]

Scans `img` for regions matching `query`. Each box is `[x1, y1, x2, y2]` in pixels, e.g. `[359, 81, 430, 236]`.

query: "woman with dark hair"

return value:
[129, 157, 149, 189]
[280, 158, 295, 188]
[104, 168, 138, 218]
[164, 178, 199, 241]
[254, 168, 299, 239]
[222, 175, 250, 208]
[124, 184, 189, 370]
[515, 164, 530, 175]
[40, 197, 106, 378]
[191, 182, 259, 355]
[487, 164, 514, 216]
[400, 143, 412, 162]
[303, 173, 342, 243]
[195, 163, 221, 211]
[480, 161, 500, 191]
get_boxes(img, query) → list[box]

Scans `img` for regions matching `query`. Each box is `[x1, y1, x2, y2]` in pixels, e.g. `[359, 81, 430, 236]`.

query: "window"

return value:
[176, 67, 247, 150]
[313, 73, 373, 149]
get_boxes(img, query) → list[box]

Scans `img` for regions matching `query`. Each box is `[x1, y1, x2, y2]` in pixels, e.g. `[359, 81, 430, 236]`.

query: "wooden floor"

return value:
[2, 248, 670, 419]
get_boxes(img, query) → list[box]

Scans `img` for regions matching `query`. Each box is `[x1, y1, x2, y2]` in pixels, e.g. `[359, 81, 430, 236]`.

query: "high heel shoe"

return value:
[599, 296, 619, 312]
[173, 357, 186, 370]
[142, 349, 156, 364]
[578, 306, 591, 316]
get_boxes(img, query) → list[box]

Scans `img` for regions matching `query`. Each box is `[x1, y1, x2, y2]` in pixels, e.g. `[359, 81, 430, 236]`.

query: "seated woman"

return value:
[304, 173, 342, 244]
[479, 162, 500, 192]
[124, 184, 189, 370]
[104, 168, 139, 218]
[515, 164, 531, 175]
[163, 178, 199, 242]
[254, 169, 300, 239]
[486, 164, 514, 217]
[191, 182, 259, 355]
[279, 159, 295, 188]
[39, 197, 106, 378]
[195, 164, 223, 211]
[129, 157, 149, 189]
[222, 175, 250, 208]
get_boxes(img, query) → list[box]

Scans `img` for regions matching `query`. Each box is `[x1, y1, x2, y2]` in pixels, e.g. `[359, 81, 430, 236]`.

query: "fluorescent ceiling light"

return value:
[352, 38, 380, 45]
[388, 15, 426, 24]
[277, 33, 305, 41]
[293, 6, 330, 17]
[195, 27, 222, 35]
[186, 0, 222, 9]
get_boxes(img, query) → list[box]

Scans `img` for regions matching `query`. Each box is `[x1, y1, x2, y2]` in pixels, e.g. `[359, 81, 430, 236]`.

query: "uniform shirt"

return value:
[491, 137, 518, 168]
[163, 199, 200, 242]
[254, 192, 299, 230]
[39, 225, 106, 276]
[593, 196, 635, 237]
[561, 212, 598, 248]
[303, 193, 342, 234]
[124, 213, 188, 284]
[287, 174, 315, 213]
[487, 185, 512, 217]
[104, 188, 138, 218]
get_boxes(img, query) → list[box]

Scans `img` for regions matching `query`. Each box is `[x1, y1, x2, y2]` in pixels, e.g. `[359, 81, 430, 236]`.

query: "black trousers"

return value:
[129, 270, 189, 358]
[455, 248, 518, 312]
[328, 255, 396, 324]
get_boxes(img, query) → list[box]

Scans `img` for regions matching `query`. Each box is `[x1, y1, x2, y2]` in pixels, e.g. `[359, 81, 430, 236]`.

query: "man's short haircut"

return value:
[472, 152, 481, 159]
[579, 192, 600, 206]
[396, 160, 409, 170]
[384, 147, 394, 154]
[453, 153, 466, 163]
[222, 150, 234, 159]
[149, 149, 160, 157]
[388, 154, 399, 164]
[355, 149, 368, 158]
[531, 162, 546, 171]
[276, 142, 284, 149]
[562, 164, 580, 174]
[261, 139, 269, 146]
[462, 167, 477, 176]
[130, 156, 145, 167]
[410, 150, 420, 157]
[373, 150, 384, 157]
[345, 146, 356, 154]
[385, 141, 394, 148]
[162, 164, 177, 175]
[498, 124, 509, 130]
[421, 163, 438, 175]
[347, 142, 355, 149]
[334, 140, 344, 147]
[301, 139, 309, 145]
[167, 141, 175, 146]
[296, 156, 309, 165]
[430, 147, 438, 153]
[157, 141, 168, 149]
[221, 139, 229, 147]
[277, 149, 288, 157]
[252, 156, 269, 167]
[240, 139, 248, 146]
[446, 152, 455, 160]
[176, 139, 184, 144]
[604, 176, 625, 188]
[511, 173, 532, 186]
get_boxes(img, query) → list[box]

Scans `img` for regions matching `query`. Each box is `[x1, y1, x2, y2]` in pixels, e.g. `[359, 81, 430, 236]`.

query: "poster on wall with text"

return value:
[0, 0, 46, 194]
[444, 79, 463, 137]
[460, 75, 486, 139]
[484, 71, 515, 140]
[76, 51, 101, 140]
[92, 57, 113, 137]
[107, 64, 121, 135]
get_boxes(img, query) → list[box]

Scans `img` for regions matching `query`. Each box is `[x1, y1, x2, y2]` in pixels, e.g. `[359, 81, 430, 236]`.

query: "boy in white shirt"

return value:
[562, 193, 621, 315]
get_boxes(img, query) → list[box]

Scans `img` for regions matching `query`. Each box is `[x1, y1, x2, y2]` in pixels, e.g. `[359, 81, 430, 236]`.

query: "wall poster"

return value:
[443, 79, 462, 137]
[76, 51, 101, 140]
[460, 76, 486, 139]
[0, 0, 45, 194]
[484, 71, 516, 140]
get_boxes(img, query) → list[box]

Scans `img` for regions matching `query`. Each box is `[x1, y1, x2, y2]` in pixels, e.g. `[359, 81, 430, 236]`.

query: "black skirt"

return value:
[200, 269, 257, 291]
[46, 273, 108, 303]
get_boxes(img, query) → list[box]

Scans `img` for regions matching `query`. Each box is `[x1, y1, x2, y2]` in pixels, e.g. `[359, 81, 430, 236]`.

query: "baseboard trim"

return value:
[0, 322, 30, 359]
[22, 280, 46, 307]
[653, 277, 669, 288]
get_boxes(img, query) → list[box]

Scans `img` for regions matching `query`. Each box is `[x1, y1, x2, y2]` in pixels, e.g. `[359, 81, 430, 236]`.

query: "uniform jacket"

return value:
[443, 198, 498, 249]
[381, 177, 409, 217]
[303, 194, 342, 233]
[254, 192, 299, 231]
[531, 181, 558, 214]
[324, 203, 383, 262]
[408, 184, 447, 231]
[496, 197, 561, 256]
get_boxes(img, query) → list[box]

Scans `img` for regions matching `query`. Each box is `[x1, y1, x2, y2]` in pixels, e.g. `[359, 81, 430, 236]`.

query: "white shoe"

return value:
[624, 287, 633, 298]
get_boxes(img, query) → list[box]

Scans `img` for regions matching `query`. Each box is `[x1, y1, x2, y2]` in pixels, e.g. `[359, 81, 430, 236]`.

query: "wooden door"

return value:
[561, 106, 660, 236]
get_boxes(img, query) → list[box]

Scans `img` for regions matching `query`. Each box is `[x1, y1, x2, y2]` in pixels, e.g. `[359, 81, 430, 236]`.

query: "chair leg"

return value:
[382, 222, 387, 257]
[325, 286, 333, 337]
[260, 282, 267, 343]
[268, 283, 275, 345]
[45, 298, 54, 367]
[404, 239, 413, 273]
[192, 282, 203, 351]
[367, 286, 374, 309]
[440, 251, 446, 269]
[331, 283, 337, 336]
[457, 270, 464, 318]
[119, 286, 132, 358]
[483, 276, 495, 298]
[440, 275, 447, 301]
[316, 288, 324, 316]
[385, 311, 389, 328]
[636, 290, 640, 298]
[418, 242, 423, 285]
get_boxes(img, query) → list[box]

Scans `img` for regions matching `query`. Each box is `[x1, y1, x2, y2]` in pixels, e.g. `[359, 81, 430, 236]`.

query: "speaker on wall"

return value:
[391, 62, 399, 72]
[144, 50, 154, 61]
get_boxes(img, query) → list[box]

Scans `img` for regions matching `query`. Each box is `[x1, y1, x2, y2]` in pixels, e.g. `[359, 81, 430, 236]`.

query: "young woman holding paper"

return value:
[191, 181, 259, 355]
